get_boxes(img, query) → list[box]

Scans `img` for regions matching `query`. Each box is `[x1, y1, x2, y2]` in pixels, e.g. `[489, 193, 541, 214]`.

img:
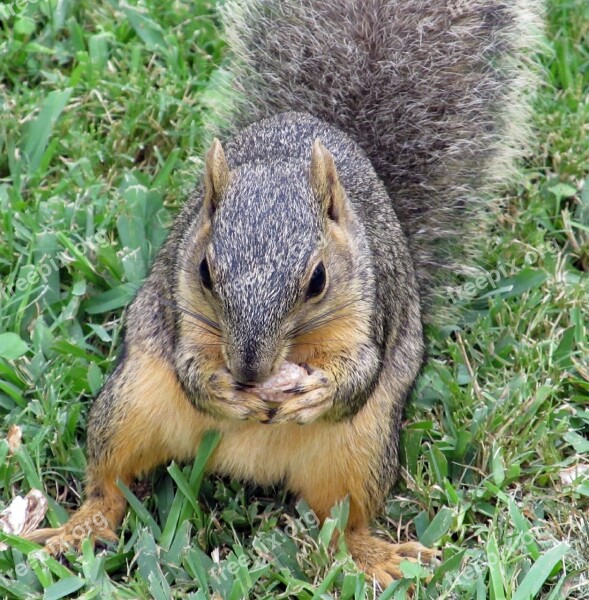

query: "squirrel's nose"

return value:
[231, 364, 269, 385]
[227, 333, 276, 384]
[230, 355, 273, 385]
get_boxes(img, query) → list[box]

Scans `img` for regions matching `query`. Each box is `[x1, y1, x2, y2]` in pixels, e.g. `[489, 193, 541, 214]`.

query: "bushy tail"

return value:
[219, 0, 545, 311]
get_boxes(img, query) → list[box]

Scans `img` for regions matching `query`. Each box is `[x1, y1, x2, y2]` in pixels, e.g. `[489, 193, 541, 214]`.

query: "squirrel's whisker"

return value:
[143, 288, 222, 338]
[289, 296, 368, 338]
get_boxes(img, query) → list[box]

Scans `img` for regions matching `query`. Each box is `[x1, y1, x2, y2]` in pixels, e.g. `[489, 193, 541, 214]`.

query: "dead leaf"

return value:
[0, 489, 48, 550]
[6, 425, 22, 454]
[558, 463, 589, 486]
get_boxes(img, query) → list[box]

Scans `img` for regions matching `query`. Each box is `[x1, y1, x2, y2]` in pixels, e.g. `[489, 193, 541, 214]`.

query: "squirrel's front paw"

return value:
[267, 367, 335, 424]
[207, 368, 272, 422]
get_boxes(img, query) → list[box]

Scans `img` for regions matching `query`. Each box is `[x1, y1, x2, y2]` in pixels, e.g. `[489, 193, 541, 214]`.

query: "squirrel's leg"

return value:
[292, 414, 437, 586]
[288, 363, 437, 587]
[26, 346, 209, 553]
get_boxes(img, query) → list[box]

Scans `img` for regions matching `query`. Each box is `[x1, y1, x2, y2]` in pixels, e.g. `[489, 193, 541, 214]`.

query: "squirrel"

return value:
[27, 0, 543, 588]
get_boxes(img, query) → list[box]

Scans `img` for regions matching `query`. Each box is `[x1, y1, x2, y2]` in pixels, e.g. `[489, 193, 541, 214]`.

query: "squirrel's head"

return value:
[177, 138, 372, 384]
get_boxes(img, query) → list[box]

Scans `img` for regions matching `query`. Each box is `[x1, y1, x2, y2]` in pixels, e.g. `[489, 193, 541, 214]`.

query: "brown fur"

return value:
[31, 341, 429, 583]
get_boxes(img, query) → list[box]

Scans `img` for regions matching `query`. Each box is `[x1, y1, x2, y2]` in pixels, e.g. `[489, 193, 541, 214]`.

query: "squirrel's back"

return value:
[218, 0, 544, 311]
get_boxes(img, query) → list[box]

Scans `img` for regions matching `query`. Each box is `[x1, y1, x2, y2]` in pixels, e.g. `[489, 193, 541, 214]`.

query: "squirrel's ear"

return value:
[310, 139, 345, 223]
[204, 138, 231, 214]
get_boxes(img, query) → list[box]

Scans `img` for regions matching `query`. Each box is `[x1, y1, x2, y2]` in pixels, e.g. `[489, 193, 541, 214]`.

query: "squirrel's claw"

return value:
[269, 393, 333, 424]
[211, 390, 272, 422]
[207, 366, 335, 423]
[208, 369, 273, 422]
[347, 531, 439, 589]
[268, 370, 335, 424]
[282, 369, 329, 395]
[25, 523, 119, 556]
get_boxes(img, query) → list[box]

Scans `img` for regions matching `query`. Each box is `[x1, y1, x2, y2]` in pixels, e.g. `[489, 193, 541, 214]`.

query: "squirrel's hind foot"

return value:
[24, 497, 123, 556]
[346, 529, 438, 588]
[25, 522, 118, 556]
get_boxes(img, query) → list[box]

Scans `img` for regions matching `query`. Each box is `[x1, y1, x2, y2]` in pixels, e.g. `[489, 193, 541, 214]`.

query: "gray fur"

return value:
[212, 160, 322, 380]
[171, 111, 416, 419]
[219, 0, 545, 312]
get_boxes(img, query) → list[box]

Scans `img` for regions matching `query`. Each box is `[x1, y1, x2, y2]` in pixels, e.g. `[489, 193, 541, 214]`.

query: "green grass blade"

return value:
[487, 533, 506, 600]
[21, 88, 72, 176]
[43, 576, 86, 600]
[512, 543, 569, 600]
[118, 480, 162, 539]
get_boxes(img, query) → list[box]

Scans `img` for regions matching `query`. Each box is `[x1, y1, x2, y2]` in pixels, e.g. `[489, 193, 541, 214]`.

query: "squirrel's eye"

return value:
[306, 262, 326, 300]
[200, 258, 213, 291]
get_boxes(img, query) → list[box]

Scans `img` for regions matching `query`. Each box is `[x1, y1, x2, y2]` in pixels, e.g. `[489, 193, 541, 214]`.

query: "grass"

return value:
[0, 0, 588, 598]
